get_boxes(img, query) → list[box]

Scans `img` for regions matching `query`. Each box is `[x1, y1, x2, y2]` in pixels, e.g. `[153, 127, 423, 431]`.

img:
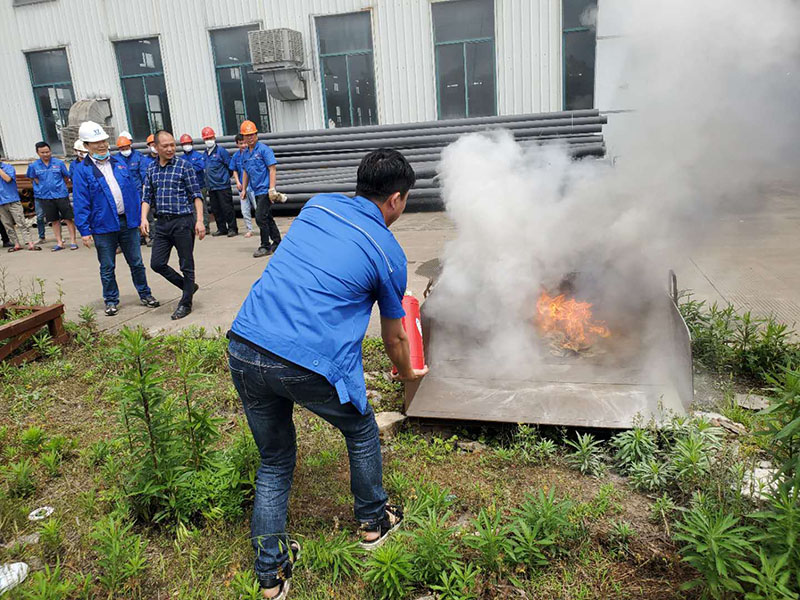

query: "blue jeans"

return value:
[241, 188, 256, 232]
[227, 338, 387, 587]
[34, 199, 46, 239]
[93, 218, 151, 304]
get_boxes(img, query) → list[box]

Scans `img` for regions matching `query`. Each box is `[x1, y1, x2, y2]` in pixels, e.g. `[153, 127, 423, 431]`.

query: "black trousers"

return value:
[209, 188, 237, 233]
[0, 220, 9, 245]
[150, 215, 196, 307]
[254, 194, 281, 249]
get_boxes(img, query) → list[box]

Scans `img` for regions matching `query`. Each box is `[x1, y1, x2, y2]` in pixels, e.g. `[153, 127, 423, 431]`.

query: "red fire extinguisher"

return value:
[392, 290, 426, 375]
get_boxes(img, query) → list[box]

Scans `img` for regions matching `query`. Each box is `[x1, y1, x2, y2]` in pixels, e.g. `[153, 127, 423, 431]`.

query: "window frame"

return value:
[431, 0, 497, 120]
[210, 25, 270, 135]
[25, 47, 75, 154]
[561, 1, 597, 110]
[315, 11, 378, 129]
[114, 37, 172, 138]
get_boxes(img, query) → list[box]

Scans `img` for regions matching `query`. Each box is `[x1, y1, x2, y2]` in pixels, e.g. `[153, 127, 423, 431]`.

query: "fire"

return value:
[535, 291, 611, 352]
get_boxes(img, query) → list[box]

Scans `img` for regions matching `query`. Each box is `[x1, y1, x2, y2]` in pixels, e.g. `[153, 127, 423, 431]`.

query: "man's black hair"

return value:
[235, 133, 244, 143]
[154, 130, 173, 145]
[35, 141, 50, 152]
[355, 148, 416, 203]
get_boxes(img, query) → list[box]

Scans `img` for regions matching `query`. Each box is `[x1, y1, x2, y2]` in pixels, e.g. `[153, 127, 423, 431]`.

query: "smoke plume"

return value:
[426, 0, 800, 382]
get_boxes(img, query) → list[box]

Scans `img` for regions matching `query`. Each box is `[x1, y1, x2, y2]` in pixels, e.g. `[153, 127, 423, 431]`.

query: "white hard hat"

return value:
[78, 121, 109, 143]
[73, 139, 87, 152]
[119, 130, 132, 140]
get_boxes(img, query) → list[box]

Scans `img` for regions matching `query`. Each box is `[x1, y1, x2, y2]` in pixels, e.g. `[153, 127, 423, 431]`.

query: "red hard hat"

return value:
[201, 126, 215, 139]
[179, 134, 193, 144]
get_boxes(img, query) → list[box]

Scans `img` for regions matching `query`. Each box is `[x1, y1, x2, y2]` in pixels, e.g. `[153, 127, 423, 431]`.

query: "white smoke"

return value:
[427, 0, 800, 381]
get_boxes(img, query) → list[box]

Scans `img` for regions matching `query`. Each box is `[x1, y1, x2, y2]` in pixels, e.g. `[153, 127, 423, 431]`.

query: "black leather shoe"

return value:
[140, 295, 160, 308]
[270, 241, 281, 253]
[211, 230, 227, 237]
[171, 305, 192, 320]
[253, 246, 269, 258]
[227, 230, 238, 237]
[193, 282, 199, 294]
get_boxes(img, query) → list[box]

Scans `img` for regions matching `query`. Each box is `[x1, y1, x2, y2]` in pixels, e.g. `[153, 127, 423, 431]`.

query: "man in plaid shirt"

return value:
[141, 130, 206, 320]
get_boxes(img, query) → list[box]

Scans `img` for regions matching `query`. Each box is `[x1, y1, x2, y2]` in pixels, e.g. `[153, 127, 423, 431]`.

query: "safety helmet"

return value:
[201, 126, 215, 139]
[179, 134, 193, 145]
[146, 134, 155, 145]
[73, 139, 87, 153]
[78, 121, 109, 143]
[240, 120, 258, 135]
[115, 135, 132, 147]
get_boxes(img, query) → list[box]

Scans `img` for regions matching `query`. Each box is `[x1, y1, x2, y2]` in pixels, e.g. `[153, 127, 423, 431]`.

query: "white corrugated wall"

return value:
[0, 0, 563, 160]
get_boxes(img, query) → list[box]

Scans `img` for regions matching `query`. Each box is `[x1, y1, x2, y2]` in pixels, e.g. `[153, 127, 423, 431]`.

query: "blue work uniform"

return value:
[118, 151, 146, 192]
[0, 163, 20, 205]
[241, 142, 277, 195]
[72, 156, 143, 235]
[204, 144, 232, 190]
[230, 193, 407, 414]
[26, 158, 70, 199]
[230, 149, 246, 187]
[182, 150, 206, 190]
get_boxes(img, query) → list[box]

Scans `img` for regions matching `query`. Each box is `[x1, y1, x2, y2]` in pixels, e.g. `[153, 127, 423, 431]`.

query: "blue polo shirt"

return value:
[231, 150, 247, 187]
[0, 163, 20, 205]
[183, 150, 206, 189]
[204, 144, 232, 190]
[241, 142, 277, 195]
[26, 158, 70, 199]
[231, 193, 407, 414]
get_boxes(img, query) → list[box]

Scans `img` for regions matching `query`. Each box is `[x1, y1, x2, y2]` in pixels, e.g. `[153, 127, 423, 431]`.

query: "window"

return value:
[26, 49, 75, 154]
[562, 0, 597, 110]
[211, 26, 271, 135]
[432, 0, 496, 120]
[316, 12, 377, 128]
[114, 38, 172, 139]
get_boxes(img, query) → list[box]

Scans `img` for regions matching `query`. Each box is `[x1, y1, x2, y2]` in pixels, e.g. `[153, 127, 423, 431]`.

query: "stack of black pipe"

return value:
[125, 110, 606, 205]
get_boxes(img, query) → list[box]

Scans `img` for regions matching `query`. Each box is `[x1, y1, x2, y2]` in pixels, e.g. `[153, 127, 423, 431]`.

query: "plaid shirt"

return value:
[142, 156, 201, 216]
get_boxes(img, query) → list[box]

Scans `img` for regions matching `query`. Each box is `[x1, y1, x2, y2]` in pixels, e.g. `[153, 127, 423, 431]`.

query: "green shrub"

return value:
[14, 563, 75, 600]
[759, 366, 800, 488]
[298, 531, 363, 584]
[39, 517, 62, 558]
[20, 426, 46, 453]
[512, 488, 575, 546]
[228, 570, 261, 599]
[505, 519, 553, 570]
[564, 432, 605, 476]
[674, 508, 754, 599]
[740, 549, 798, 600]
[610, 428, 657, 472]
[91, 515, 148, 595]
[40, 450, 62, 478]
[405, 480, 456, 521]
[6, 457, 35, 497]
[750, 486, 800, 591]
[649, 493, 677, 529]
[463, 507, 510, 575]
[669, 434, 713, 489]
[405, 508, 460, 584]
[608, 519, 636, 553]
[630, 458, 673, 492]
[364, 541, 413, 600]
[430, 562, 481, 600]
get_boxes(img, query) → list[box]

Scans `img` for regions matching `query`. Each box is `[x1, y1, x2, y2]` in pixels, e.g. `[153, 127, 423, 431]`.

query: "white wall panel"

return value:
[0, 0, 573, 160]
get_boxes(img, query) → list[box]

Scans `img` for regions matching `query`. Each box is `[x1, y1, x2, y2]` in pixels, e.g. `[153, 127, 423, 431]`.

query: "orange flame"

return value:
[536, 291, 611, 352]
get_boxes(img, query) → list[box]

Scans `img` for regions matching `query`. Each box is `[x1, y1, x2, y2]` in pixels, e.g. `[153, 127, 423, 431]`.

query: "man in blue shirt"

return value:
[26, 141, 78, 251]
[238, 120, 283, 258]
[142, 130, 206, 320]
[0, 160, 39, 251]
[115, 132, 145, 191]
[139, 134, 158, 246]
[180, 133, 209, 234]
[73, 121, 159, 317]
[201, 126, 237, 237]
[228, 149, 428, 597]
[231, 134, 257, 238]
[68, 140, 87, 178]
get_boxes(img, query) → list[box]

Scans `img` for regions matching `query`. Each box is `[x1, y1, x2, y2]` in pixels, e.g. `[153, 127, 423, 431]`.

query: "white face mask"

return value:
[204, 139, 215, 149]
[149, 146, 157, 155]
[182, 144, 193, 153]
[120, 149, 132, 157]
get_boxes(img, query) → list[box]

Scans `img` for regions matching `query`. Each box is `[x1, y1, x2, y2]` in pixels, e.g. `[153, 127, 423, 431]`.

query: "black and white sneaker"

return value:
[359, 504, 404, 550]
[104, 303, 118, 317]
[140, 295, 160, 308]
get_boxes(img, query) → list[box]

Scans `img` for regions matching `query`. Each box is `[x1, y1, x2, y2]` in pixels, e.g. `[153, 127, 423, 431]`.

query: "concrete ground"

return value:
[1, 187, 798, 336]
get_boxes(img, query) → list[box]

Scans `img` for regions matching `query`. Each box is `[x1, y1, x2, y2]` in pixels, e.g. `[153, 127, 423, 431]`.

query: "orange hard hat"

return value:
[201, 126, 215, 139]
[146, 134, 155, 145]
[116, 135, 132, 147]
[179, 134, 193, 145]
[240, 120, 258, 135]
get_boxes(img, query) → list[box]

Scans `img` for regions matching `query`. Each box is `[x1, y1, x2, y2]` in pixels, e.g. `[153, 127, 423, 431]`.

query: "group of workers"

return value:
[0, 118, 286, 320]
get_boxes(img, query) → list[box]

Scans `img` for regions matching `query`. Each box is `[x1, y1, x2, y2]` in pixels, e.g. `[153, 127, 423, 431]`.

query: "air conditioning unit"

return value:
[249, 29, 307, 102]
[249, 29, 304, 70]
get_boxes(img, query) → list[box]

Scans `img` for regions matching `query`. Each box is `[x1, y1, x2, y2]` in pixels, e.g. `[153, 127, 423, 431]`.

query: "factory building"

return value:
[0, 0, 601, 159]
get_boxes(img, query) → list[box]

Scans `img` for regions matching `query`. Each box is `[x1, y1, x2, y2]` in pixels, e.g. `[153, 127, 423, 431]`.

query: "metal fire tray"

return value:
[404, 272, 694, 429]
